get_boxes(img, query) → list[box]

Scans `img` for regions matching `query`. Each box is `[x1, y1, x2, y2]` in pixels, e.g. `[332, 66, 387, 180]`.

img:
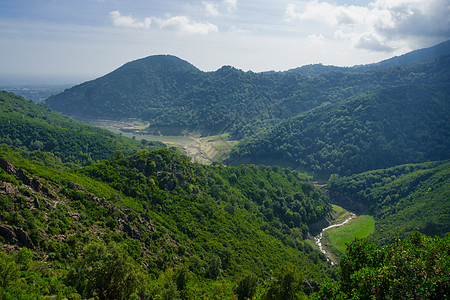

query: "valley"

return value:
[77, 117, 238, 164]
[1, 39, 449, 299]
[314, 213, 355, 265]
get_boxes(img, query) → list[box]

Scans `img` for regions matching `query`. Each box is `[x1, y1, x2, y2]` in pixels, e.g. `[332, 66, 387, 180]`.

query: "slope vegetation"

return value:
[0, 142, 333, 298]
[0, 91, 163, 166]
[328, 160, 450, 244]
[45, 52, 450, 138]
[230, 84, 450, 179]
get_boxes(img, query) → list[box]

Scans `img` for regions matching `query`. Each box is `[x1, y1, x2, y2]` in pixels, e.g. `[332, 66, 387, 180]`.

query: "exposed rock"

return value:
[67, 181, 85, 192]
[0, 159, 56, 199]
[30, 178, 56, 199]
[0, 159, 17, 176]
[0, 224, 35, 249]
[0, 181, 20, 198]
[70, 212, 81, 222]
[118, 219, 142, 240]
[32, 197, 41, 210]
[87, 194, 118, 214]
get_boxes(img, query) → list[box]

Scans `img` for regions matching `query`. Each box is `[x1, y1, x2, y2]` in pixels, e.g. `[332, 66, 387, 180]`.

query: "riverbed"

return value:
[315, 213, 355, 265]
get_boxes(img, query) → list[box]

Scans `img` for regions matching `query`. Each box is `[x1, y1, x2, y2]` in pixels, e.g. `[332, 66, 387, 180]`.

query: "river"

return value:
[315, 213, 355, 265]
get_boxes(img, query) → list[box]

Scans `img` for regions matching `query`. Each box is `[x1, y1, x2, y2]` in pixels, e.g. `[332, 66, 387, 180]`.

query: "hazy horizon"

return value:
[1, 0, 449, 85]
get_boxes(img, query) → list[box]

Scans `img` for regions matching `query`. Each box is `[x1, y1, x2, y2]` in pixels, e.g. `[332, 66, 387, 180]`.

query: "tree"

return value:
[234, 274, 258, 300]
[67, 241, 143, 300]
[205, 256, 222, 280]
[313, 232, 450, 299]
[263, 264, 303, 300]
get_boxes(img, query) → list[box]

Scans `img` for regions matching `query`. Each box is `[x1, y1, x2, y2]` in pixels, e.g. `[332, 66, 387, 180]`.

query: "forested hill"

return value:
[328, 160, 450, 245]
[0, 91, 163, 166]
[45, 42, 450, 137]
[0, 145, 332, 298]
[229, 84, 450, 180]
[289, 39, 450, 75]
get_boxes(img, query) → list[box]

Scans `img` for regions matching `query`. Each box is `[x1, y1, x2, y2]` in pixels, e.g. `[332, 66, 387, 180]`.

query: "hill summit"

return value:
[45, 40, 450, 138]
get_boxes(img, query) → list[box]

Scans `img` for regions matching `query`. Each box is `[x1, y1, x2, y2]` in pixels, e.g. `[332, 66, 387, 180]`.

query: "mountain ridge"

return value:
[45, 41, 450, 138]
[229, 84, 450, 179]
[288, 39, 450, 75]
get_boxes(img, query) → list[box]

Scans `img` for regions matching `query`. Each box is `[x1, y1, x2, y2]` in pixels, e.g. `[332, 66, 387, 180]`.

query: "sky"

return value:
[1, 0, 449, 84]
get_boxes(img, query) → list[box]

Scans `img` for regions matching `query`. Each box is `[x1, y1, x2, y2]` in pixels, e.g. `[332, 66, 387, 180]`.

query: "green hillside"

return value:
[0, 90, 340, 297]
[45, 53, 450, 138]
[328, 160, 450, 244]
[0, 144, 334, 298]
[2, 40, 450, 298]
[312, 231, 449, 299]
[0, 91, 164, 166]
[230, 84, 450, 179]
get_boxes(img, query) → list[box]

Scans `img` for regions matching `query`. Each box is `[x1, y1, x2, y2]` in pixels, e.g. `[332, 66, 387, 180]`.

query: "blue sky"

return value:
[1, 0, 449, 84]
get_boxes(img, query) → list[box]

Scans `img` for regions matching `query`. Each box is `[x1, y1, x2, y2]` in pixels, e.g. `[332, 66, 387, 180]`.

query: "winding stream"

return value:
[315, 213, 355, 265]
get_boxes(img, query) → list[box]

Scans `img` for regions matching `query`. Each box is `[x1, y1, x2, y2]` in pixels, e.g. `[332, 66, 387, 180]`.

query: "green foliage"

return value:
[0, 91, 164, 166]
[234, 274, 258, 300]
[45, 54, 450, 138]
[313, 231, 450, 299]
[0, 249, 78, 299]
[262, 264, 305, 300]
[231, 84, 450, 179]
[322, 215, 375, 257]
[329, 160, 450, 244]
[67, 241, 144, 300]
[0, 144, 333, 298]
[78, 149, 331, 278]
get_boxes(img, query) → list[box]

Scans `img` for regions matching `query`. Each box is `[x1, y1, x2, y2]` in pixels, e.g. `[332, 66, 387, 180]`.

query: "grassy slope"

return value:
[0, 90, 164, 166]
[308, 205, 375, 262]
[329, 160, 450, 244]
[322, 215, 375, 257]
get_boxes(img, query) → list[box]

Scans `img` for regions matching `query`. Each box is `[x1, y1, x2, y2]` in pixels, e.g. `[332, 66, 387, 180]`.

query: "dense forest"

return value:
[230, 84, 450, 179]
[328, 160, 450, 244]
[1, 40, 450, 299]
[45, 42, 450, 138]
[2, 141, 447, 299]
[0, 90, 339, 298]
[0, 91, 164, 166]
[312, 231, 449, 299]
[0, 144, 333, 298]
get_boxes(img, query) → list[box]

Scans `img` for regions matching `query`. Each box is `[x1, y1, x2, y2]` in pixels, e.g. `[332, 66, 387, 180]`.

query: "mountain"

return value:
[2, 78, 449, 299]
[289, 39, 450, 75]
[362, 39, 450, 70]
[1, 91, 337, 298]
[45, 42, 450, 138]
[228, 84, 450, 179]
[0, 90, 164, 166]
[0, 144, 332, 298]
[328, 160, 450, 245]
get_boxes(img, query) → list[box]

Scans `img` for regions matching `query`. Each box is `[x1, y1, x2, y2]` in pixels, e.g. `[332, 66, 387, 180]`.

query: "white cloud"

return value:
[224, 0, 238, 12]
[109, 11, 151, 29]
[285, 0, 450, 52]
[203, 1, 220, 16]
[155, 16, 219, 35]
[109, 11, 218, 35]
[203, 0, 238, 16]
[307, 33, 324, 44]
